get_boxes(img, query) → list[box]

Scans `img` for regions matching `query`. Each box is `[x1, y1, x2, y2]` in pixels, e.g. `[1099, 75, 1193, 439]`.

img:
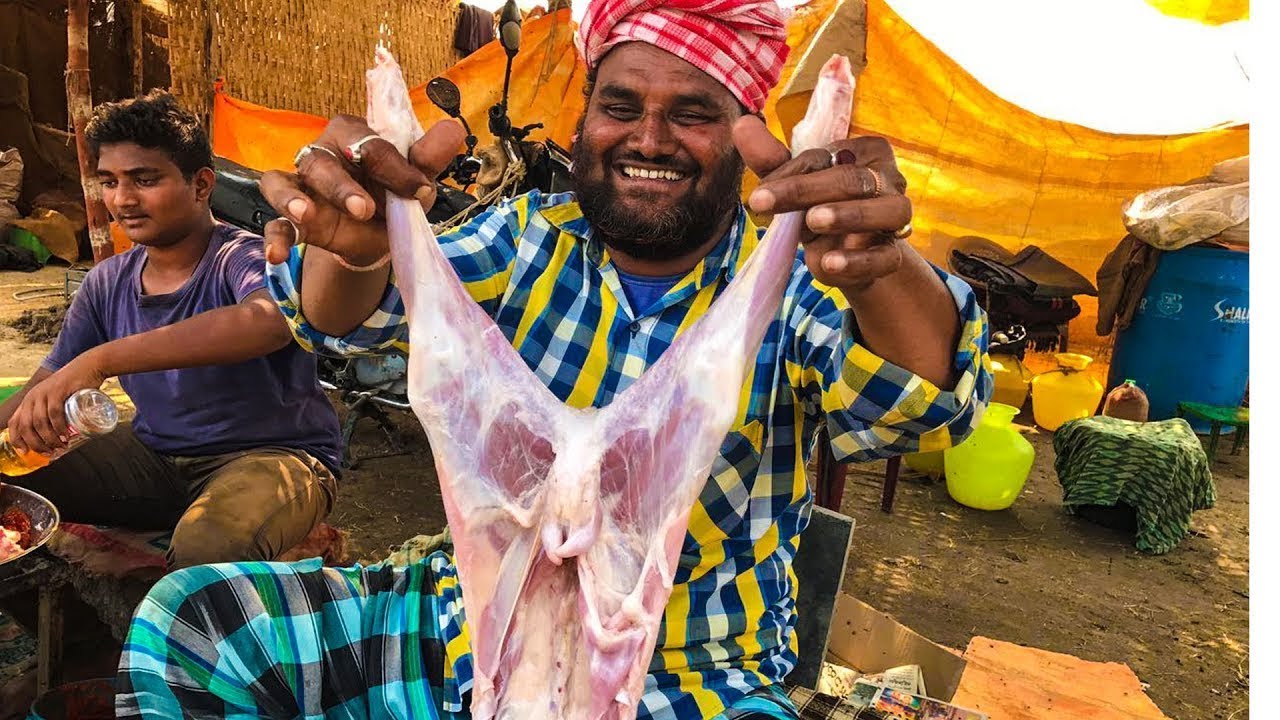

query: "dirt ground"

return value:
[0, 266, 72, 379]
[328, 410, 452, 562]
[0, 267, 1249, 720]
[836, 426, 1249, 720]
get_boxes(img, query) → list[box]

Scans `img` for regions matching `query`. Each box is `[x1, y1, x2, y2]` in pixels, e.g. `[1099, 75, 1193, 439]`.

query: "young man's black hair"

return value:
[85, 89, 213, 179]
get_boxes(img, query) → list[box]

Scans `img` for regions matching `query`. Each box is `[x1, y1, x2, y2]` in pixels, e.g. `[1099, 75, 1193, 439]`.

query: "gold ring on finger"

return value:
[869, 168, 886, 198]
[892, 222, 913, 240]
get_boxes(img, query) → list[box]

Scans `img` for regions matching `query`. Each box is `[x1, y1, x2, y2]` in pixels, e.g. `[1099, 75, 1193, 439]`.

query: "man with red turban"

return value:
[117, 1, 991, 718]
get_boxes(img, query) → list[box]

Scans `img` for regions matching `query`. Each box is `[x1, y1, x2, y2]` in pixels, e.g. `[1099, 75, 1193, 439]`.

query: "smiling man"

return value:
[0, 91, 342, 570]
[116, 1, 990, 718]
[571, 42, 749, 275]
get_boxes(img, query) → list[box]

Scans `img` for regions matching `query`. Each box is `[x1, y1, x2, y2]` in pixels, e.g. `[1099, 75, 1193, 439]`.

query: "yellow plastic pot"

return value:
[989, 353, 1032, 411]
[1030, 353, 1104, 431]
[944, 403, 1035, 510]
[904, 450, 945, 478]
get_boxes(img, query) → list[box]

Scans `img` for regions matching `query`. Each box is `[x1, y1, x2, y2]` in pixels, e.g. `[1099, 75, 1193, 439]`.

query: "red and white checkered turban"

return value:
[575, 0, 791, 114]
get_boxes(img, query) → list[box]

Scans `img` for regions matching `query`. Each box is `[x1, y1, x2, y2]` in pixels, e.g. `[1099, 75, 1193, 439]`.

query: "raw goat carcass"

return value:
[0, 527, 22, 562]
[368, 48, 855, 720]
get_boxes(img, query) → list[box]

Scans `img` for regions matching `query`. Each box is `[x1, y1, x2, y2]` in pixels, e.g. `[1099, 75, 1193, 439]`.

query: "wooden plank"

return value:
[36, 583, 65, 697]
[952, 637, 1170, 720]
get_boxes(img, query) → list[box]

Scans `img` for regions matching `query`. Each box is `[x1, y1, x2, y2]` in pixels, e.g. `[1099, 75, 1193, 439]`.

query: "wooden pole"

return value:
[131, 0, 145, 96]
[67, 0, 114, 263]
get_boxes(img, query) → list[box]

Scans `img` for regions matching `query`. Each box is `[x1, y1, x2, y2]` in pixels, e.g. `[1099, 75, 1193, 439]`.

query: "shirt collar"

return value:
[538, 193, 760, 293]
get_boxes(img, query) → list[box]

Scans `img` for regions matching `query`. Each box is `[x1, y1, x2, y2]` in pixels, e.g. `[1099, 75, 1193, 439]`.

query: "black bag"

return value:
[0, 241, 43, 272]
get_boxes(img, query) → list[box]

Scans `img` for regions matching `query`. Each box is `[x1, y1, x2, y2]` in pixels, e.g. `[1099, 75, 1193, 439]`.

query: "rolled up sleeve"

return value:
[265, 245, 410, 357]
[789, 266, 992, 463]
[264, 196, 527, 358]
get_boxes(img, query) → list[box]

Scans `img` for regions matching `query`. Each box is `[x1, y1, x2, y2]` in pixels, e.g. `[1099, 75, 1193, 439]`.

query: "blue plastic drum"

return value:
[1108, 245, 1249, 432]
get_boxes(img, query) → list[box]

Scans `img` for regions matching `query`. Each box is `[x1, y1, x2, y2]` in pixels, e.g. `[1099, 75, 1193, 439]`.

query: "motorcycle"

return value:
[209, 0, 570, 469]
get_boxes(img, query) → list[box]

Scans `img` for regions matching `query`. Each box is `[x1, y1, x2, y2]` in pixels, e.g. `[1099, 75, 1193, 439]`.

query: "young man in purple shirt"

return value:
[0, 91, 342, 569]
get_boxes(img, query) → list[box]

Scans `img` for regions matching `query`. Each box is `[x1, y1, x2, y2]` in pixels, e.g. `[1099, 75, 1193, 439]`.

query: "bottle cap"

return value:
[64, 388, 120, 436]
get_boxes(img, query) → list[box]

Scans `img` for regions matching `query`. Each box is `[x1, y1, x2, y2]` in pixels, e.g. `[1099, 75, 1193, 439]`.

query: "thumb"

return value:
[408, 119, 468, 181]
[263, 217, 301, 265]
[732, 115, 791, 180]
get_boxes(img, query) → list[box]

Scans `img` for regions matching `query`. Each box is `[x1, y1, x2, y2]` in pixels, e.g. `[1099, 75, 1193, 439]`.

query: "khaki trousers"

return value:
[6, 426, 336, 569]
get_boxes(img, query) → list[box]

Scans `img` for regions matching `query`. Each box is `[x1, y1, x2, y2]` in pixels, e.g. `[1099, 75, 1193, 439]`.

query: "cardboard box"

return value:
[824, 594, 968, 702]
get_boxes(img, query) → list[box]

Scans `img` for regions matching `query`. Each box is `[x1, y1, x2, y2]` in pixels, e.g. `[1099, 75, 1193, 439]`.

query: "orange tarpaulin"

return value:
[211, 79, 327, 174]
[1145, 0, 1248, 24]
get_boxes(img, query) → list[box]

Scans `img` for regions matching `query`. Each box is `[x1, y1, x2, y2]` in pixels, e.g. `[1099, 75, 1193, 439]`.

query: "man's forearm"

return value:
[86, 291, 294, 377]
[841, 248, 962, 390]
[298, 247, 393, 338]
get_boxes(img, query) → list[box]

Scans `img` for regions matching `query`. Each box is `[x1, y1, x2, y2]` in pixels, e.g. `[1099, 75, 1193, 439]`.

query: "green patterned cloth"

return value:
[0, 611, 36, 683]
[1054, 417, 1215, 554]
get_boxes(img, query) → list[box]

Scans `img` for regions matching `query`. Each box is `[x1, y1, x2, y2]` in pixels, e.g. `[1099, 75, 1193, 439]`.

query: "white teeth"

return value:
[621, 166, 684, 181]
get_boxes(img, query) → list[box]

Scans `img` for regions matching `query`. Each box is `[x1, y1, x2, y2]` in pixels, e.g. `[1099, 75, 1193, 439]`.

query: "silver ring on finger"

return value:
[268, 217, 304, 245]
[293, 143, 340, 169]
[282, 217, 304, 243]
[829, 147, 856, 168]
[343, 134, 382, 166]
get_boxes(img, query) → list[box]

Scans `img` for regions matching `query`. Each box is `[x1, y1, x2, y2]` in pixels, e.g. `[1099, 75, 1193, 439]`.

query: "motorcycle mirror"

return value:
[500, 21, 521, 55]
[426, 78, 462, 117]
[499, 0, 522, 56]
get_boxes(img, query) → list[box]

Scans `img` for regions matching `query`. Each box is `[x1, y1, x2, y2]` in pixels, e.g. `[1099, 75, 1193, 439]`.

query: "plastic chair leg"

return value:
[1232, 426, 1248, 455]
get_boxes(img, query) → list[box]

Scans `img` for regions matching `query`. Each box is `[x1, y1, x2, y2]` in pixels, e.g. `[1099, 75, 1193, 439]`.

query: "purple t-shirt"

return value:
[44, 223, 342, 473]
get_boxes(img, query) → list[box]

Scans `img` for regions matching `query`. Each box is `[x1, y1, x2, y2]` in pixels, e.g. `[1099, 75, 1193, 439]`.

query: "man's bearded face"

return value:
[570, 43, 747, 262]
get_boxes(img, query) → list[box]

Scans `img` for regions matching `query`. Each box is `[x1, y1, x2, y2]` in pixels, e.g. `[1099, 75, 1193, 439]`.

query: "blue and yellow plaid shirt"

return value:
[266, 190, 991, 719]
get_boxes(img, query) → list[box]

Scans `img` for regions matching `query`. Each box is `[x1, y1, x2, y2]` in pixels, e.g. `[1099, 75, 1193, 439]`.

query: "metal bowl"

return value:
[0, 484, 60, 570]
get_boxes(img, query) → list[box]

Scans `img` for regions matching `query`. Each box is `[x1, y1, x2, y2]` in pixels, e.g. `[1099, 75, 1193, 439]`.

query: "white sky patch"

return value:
[884, 0, 1249, 135]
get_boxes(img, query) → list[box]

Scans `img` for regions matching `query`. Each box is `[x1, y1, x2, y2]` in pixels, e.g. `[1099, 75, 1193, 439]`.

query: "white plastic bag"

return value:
[1218, 217, 1249, 245]
[1122, 180, 1249, 251]
[1210, 155, 1249, 185]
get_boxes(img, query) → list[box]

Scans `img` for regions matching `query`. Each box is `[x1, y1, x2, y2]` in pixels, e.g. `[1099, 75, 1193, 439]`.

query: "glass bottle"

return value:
[0, 388, 119, 476]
